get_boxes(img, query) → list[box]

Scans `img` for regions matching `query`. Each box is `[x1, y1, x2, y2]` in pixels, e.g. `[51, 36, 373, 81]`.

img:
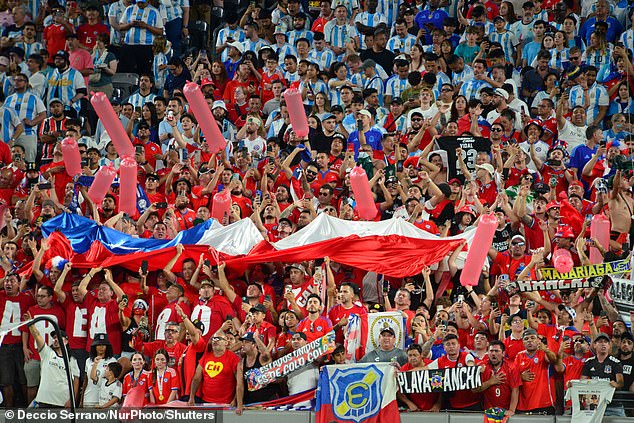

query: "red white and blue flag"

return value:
[315, 363, 400, 423]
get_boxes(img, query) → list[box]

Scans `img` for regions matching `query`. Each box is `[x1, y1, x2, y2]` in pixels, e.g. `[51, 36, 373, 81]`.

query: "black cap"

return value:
[146, 172, 159, 181]
[25, 162, 38, 172]
[53, 50, 69, 61]
[191, 319, 205, 333]
[250, 303, 267, 314]
[241, 332, 256, 342]
[380, 327, 395, 336]
[621, 331, 634, 342]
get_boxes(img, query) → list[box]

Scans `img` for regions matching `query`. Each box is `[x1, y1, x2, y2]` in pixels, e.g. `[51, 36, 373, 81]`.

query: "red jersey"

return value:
[429, 352, 480, 409]
[60, 294, 90, 350]
[480, 358, 521, 409]
[0, 291, 35, 344]
[562, 355, 587, 388]
[146, 286, 168, 330]
[198, 350, 240, 404]
[296, 315, 333, 342]
[413, 219, 440, 235]
[174, 208, 197, 231]
[148, 367, 180, 404]
[328, 303, 368, 345]
[522, 216, 545, 250]
[191, 295, 238, 341]
[155, 301, 190, 340]
[22, 304, 66, 361]
[43, 24, 68, 60]
[247, 320, 277, 346]
[180, 336, 207, 397]
[514, 349, 557, 412]
[77, 23, 109, 49]
[400, 361, 438, 410]
[122, 370, 150, 403]
[40, 161, 73, 208]
[477, 179, 498, 206]
[491, 252, 533, 280]
[141, 340, 187, 374]
[86, 296, 122, 354]
[134, 140, 162, 169]
[503, 334, 525, 361]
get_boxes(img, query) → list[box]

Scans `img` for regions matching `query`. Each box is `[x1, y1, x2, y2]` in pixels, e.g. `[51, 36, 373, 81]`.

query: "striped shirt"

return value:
[15, 41, 43, 59]
[273, 43, 296, 65]
[386, 34, 417, 54]
[0, 106, 21, 141]
[547, 47, 570, 71]
[45, 67, 86, 115]
[488, 30, 517, 63]
[385, 76, 410, 100]
[581, 47, 612, 69]
[331, 0, 360, 17]
[153, 52, 168, 91]
[376, 0, 401, 27]
[243, 38, 270, 57]
[287, 29, 313, 47]
[619, 30, 634, 56]
[323, 21, 358, 50]
[307, 48, 336, 71]
[299, 79, 328, 106]
[108, 0, 128, 46]
[451, 65, 474, 87]
[164, 0, 189, 22]
[354, 12, 387, 49]
[4, 91, 46, 136]
[127, 91, 157, 110]
[217, 27, 246, 62]
[460, 78, 491, 100]
[120, 4, 164, 46]
[568, 83, 609, 125]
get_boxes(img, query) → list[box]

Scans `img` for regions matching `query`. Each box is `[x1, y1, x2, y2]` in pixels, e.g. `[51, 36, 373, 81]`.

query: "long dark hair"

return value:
[89, 342, 113, 360]
[142, 102, 159, 129]
[151, 349, 169, 384]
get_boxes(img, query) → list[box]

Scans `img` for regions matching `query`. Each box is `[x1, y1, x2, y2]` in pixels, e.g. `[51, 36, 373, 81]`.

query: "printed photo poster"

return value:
[566, 379, 615, 423]
[366, 312, 406, 354]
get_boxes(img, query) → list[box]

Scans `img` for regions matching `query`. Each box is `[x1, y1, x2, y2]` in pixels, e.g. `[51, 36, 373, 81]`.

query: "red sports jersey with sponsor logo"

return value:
[148, 367, 180, 404]
[296, 315, 333, 342]
[480, 358, 521, 409]
[514, 349, 557, 411]
[122, 370, 150, 402]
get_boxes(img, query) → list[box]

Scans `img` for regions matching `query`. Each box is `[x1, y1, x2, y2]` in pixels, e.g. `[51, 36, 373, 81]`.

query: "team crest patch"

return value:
[330, 364, 383, 422]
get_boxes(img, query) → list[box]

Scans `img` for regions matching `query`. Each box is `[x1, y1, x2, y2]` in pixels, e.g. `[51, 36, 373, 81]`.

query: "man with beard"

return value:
[582, 333, 625, 415]
[238, 116, 266, 158]
[475, 340, 520, 417]
[37, 98, 67, 165]
[402, 111, 426, 151]
[241, 332, 276, 405]
[329, 134, 346, 173]
[78, 269, 125, 355]
[296, 294, 332, 342]
[562, 333, 592, 392]
[45, 50, 86, 119]
[211, 100, 237, 146]
[360, 28, 395, 77]
[514, 190, 551, 250]
[617, 331, 634, 390]
[515, 328, 564, 414]
[490, 234, 535, 281]
[22, 285, 66, 403]
[328, 282, 367, 344]
[171, 193, 196, 231]
[98, 194, 117, 222]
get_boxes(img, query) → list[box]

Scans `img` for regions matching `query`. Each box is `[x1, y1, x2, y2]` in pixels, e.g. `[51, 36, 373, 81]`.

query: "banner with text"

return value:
[610, 277, 634, 325]
[504, 277, 604, 295]
[396, 366, 482, 394]
[540, 259, 631, 280]
[245, 331, 336, 391]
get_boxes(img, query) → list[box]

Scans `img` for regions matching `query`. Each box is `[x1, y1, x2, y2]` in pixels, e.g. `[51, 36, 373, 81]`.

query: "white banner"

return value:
[565, 379, 615, 423]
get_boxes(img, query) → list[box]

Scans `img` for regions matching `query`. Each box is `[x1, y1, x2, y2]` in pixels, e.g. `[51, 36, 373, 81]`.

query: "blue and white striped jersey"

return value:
[164, 0, 189, 22]
[4, 91, 46, 136]
[287, 29, 313, 47]
[385, 76, 410, 100]
[300, 79, 329, 106]
[127, 91, 158, 110]
[354, 12, 387, 49]
[15, 41, 43, 59]
[243, 38, 270, 56]
[108, 0, 128, 46]
[376, 0, 401, 27]
[459, 79, 491, 100]
[323, 21, 358, 50]
[120, 4, 164, 46]
[217, 27, 246, 62]
[0, 106, 21, 142]
[488, 30, 518, 63]
[568, 83, 609, 126]
[307, 48, 336, 72]
[272, 43, 297, 65]
[386, 34, 417, 54]
[45, 67, 86, 116]
[451, 65, 474, 87]
[619, 30, 634, 55]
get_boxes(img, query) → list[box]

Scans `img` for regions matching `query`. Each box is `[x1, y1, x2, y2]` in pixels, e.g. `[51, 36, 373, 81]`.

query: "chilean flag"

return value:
[315, 363, 400, 423]
[35, 212, 471, 279]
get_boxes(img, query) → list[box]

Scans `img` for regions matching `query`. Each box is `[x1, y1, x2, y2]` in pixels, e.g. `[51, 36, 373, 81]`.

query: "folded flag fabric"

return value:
[315, 363, 400, 423]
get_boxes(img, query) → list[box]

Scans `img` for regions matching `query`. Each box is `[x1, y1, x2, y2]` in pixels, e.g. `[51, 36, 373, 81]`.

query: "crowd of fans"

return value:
[0, 0, 633, 417]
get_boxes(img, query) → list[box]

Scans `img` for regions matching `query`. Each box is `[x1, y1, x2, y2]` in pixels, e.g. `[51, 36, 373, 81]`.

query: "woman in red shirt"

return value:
[122, 352, 150, 405]
[148, 349, 180, 405]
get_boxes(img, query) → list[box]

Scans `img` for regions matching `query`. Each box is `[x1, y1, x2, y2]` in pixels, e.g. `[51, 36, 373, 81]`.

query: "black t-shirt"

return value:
[582, 355, 623, 383]
[492, 223, 514, 253]
[619, 355, 634, 390]
[360, 48, 396, 77]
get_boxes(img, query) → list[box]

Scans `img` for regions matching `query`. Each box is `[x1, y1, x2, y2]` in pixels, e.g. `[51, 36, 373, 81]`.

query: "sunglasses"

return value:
[411, 118, 423, 122]
[441, 88, 453, 92]
[491, 128, 502, 132]
[306, 170, 317, 176]
[511, 242, 525, 246]
[212, 336, 227, 341]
